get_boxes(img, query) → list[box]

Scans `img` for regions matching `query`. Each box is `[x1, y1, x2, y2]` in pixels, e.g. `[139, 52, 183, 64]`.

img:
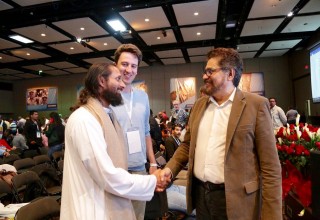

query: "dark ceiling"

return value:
[0, 0, 319, 81]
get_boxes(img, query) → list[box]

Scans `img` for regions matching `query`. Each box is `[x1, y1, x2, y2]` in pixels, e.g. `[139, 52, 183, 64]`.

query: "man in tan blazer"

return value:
[160, 48, 282, 220]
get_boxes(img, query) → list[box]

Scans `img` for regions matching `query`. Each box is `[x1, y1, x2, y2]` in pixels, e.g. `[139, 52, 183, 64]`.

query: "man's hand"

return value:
[152, 168, 171, 192]
[156, 168, 172, 192]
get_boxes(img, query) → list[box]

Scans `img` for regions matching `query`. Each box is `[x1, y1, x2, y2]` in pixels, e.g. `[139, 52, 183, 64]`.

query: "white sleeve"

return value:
[69, 111, 156, 201]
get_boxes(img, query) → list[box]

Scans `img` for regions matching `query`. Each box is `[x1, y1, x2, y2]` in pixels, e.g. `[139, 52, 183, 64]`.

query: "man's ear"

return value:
[98, 75, 106, 88]
[228, 68, 235, 80]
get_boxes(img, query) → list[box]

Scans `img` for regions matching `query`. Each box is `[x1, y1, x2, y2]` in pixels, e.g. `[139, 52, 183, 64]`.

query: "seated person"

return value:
[0, 146, 10, 157]
[12, 127, 29, 150]
[167, 185, 196, 218]
[166, 170, 196, 218]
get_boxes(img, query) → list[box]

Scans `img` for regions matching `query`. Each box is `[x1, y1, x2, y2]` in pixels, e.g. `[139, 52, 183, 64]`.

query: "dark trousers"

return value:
[194, 179, 228, 220]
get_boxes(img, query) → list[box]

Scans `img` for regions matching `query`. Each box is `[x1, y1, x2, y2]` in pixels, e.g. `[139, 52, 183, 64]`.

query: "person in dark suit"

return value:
[165, 123, 182, 162]
[24, 111, 43, 151]
[159, 48, 282, 220]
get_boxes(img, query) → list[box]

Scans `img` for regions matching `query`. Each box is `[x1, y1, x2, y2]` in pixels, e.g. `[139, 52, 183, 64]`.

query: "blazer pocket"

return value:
[237, 124, 253, 131]
[244, 181, 260, 194]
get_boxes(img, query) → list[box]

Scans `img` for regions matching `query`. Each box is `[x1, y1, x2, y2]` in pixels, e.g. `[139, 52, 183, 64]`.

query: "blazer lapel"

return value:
[192, 97, 210, 144]
[225, 89, 246, 157]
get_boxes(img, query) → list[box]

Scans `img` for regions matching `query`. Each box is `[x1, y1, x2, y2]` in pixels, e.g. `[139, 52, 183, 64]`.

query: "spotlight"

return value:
[162, 29, 167, 37]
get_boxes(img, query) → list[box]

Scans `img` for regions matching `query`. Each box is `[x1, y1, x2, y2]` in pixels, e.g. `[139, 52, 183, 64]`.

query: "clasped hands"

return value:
[151, 168, 172, 192]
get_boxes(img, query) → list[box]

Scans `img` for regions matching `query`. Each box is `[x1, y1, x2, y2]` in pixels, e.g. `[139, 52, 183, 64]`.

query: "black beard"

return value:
[102, 89, 123, 106]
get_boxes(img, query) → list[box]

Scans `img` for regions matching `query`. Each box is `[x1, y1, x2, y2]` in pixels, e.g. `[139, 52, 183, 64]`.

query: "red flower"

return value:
[304, 150, 310, 156]
[276, 127, 285, 138]
[301, 130, 311, 142]
[286, 147, 294, 155]
[295, 145, 305, 155]
[316, 142, 320, 150]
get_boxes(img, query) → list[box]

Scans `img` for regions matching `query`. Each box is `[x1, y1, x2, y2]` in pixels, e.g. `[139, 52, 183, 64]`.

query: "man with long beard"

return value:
[159, 48, 282, 220]
[60, 63, 164, 220]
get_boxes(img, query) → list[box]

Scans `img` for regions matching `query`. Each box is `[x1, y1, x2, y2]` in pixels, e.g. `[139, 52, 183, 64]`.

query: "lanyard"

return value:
[122, 90, 134, 123]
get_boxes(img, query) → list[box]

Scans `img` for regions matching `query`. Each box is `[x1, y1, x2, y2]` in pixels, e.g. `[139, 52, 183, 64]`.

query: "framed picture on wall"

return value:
[26, 87, 58, 111]
[132, 80, 148, 92]
[238, 72, 265, 96]
[170, 77, 196, 110]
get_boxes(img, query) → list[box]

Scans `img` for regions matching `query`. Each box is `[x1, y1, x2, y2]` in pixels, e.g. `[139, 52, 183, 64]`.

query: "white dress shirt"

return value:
[194, 88, 236, 184]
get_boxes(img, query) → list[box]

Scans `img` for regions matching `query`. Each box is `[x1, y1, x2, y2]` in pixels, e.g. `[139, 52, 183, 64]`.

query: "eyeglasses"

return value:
[203, 67, 228, 77]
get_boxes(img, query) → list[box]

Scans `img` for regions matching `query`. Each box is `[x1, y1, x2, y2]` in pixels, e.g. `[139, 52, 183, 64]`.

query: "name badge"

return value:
[36, 131, 41, 138]
[126, 127, 142, 154]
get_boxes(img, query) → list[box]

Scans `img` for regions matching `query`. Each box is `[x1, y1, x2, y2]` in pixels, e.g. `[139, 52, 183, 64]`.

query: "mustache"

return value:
[204, 79, 211, 83]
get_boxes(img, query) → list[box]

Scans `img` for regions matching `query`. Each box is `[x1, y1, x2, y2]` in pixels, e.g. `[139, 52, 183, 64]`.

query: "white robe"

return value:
[60, 107, 156, 220]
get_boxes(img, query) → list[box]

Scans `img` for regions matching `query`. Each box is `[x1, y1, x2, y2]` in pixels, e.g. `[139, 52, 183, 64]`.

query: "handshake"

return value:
[151, 168, 172, 192]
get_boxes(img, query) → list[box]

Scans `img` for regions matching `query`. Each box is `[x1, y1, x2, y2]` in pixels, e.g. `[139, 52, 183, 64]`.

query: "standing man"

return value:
[165, 123, 182, 162]
[269, 97, 287, 129]
[24, 111, 42, 151]
[170, 100, 188, 128]
[160, 48, 282, 220]
[111, 44, 157, 220]
[61, 63, 162, 220]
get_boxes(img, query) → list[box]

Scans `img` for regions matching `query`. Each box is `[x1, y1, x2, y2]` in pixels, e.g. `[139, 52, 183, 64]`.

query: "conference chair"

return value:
[22, 149, 39, 159]
[2, 154, 20, 165]
[33, 155, 51, 166]
[14, 196, 60, 220]
[13, 158, 35, 174]
[11, 171, 47, 203]
[0, 179, 14, 205]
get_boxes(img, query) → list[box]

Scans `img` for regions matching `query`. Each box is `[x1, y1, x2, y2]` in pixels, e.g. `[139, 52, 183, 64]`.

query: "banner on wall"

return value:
[26, 87, 57, 111]
[132, 80, 147, 92]
[238, 72, 265, 96]
[170, 77, 196, 110]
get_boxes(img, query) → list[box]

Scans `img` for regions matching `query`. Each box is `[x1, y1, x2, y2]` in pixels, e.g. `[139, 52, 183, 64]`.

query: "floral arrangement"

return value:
[276, 123, 320, 170]
[275, 122, 320, 208]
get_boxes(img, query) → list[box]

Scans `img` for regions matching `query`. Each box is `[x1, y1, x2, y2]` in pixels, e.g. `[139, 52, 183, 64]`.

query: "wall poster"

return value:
[26, 87, 58, 111]
[238, 72, 265, 96]
[170, 77, 196, 110]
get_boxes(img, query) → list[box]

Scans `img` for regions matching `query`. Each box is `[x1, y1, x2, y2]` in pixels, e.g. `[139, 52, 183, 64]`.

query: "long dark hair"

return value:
[49, 112, 62, 126]
[71, 63, 115, 111]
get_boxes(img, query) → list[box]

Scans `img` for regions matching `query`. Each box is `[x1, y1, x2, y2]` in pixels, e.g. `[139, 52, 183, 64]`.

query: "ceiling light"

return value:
[145, 18, 149, 22]
[9, 35, 34, 44]
[0, 57, 2, 59]
[41, 33, 46, 37]
[80, 27, 85, 30]
[194, 12, 199, 16]
[70, 47, 74, 50]
[157, 37, 161, 40]
[226, 21, 236, 28]
[196, 32, 201, 36]
[103, 43, 108, 46]
[287, 11, 293, 17]
[76, 37, 82, 43]
[26, 53, 31, 56]
[107, 19, 126, 32]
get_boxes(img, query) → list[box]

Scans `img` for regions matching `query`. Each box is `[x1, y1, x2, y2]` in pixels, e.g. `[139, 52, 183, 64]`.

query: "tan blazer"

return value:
[166, 89, 282, 220]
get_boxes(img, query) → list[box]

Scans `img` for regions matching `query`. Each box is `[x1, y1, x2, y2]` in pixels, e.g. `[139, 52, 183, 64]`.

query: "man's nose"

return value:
[125, 65, 132, 73]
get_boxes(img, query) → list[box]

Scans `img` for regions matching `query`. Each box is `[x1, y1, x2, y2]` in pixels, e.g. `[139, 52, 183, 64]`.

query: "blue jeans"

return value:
[48, 143, 63, 160]
[167, 184, 196, 216]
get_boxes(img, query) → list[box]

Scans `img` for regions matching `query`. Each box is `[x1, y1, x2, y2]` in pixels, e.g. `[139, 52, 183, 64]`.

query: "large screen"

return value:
[310, 44, 320, 103]
[26, 87, 58, 111]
